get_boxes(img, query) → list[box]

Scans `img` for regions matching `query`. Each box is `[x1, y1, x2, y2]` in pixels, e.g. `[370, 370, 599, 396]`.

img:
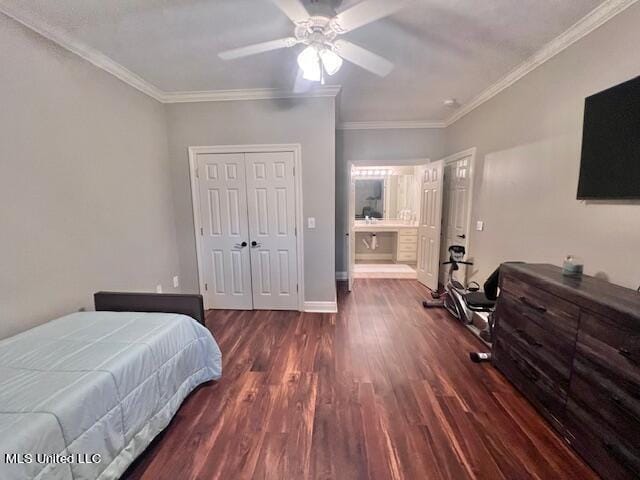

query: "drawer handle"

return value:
[603, 441, 639, 475]
[515, 328, 543, 348]
[519, 296, 547, 313]
[618, 347, 638, 364]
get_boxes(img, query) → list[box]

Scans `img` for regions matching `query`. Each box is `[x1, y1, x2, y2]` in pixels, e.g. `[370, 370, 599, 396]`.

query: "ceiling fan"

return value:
[218, 0, 415, 83]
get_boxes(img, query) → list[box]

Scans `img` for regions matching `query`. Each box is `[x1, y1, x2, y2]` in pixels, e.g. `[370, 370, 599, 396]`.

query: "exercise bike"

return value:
[423, 245, 500, 361]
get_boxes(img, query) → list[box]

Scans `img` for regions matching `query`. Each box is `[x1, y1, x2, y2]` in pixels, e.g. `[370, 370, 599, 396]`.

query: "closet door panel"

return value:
[245, 152, 298, 309]
[197, 153, 253, 309]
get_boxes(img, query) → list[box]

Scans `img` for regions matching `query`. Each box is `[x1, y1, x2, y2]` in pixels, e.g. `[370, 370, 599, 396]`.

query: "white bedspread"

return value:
[0, 311, 222, 480]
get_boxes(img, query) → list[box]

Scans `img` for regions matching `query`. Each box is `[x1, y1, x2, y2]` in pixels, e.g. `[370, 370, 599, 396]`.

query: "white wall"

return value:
[166, 97, 337, 303]
[0, 13, 181, 339]
[445, 2, 640, 289]
[335, 128, 445, 273]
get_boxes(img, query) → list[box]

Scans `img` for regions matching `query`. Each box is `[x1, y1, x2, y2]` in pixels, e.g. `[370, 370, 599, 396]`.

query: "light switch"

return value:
[476, 221, 484, 231]
[307, 217, 316, 229]
[156, 284, 163, 293]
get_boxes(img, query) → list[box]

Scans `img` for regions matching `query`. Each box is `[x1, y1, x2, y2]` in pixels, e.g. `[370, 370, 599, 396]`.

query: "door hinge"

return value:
[204, 283, 208, 291]
[296, 284, 299, 292]
[200, 227, 204, 236]
[195, 167, 199, 178]
[295, 226, 297, 236]
[293, 166, 295, 176]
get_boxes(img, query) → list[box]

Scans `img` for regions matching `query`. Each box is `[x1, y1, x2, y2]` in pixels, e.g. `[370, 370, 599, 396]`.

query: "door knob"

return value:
[251, 241, 261, 248]
[234, 241, 248, 249]
[457, 234, 466, 239]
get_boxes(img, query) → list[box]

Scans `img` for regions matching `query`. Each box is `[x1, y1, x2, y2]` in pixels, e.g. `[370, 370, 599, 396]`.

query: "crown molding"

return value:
[445, 0, 639, 126]
[338, 120, 446, 130]
[160, 85, 341, 103]
[0, 3, 340, 105]
[0, 2, 165, 102]
[3, 0, 635, 114]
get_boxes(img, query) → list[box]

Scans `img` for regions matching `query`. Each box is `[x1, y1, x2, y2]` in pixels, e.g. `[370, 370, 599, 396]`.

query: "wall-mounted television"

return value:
[577, 75, 640, 200]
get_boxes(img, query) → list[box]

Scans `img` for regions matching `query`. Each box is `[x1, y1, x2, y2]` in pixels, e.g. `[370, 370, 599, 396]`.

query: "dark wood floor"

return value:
[124, 279, 597, 480]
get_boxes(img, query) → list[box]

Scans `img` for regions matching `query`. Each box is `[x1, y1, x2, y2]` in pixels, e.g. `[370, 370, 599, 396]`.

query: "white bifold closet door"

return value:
[245, 152, 298, 310]
[196, 151, 298, 310]
[197, 153, 254, 309]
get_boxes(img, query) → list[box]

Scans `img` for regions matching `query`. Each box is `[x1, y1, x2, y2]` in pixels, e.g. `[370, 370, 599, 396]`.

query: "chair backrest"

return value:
[484, 262, 526, 300]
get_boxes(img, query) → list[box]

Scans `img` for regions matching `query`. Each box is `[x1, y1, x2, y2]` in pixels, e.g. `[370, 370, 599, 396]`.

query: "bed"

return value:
[0, 292, 222, 480]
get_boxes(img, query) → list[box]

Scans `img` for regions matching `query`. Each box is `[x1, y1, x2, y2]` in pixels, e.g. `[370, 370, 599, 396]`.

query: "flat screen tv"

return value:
[577, 75, 640, 200]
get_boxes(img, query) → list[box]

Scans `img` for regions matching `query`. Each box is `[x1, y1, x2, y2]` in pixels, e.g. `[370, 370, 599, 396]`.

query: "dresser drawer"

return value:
[494, 294, 574, 387]
[398, 229, 417, 238]
[569, 311, 640, 450]
[493, 336, 567, 432]
[565, 397, 640, 480]
[397, 235, 417, 244]
[396, 252, 417, 261]
[397, 242, 417, 253]
[568, 365, 640, 451]
[577, 311, 640, 374]
[499, 274, 579, 337]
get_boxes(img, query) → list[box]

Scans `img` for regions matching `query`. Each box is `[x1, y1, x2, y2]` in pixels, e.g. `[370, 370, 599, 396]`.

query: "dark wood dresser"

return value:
[492, 263, 640, 480]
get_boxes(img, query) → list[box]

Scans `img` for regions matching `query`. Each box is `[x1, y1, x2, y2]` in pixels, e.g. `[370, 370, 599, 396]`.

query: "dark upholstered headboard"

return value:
[94, 292, 205, 325]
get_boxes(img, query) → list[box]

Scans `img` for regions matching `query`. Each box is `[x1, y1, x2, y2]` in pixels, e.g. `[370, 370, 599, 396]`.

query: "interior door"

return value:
[416, 161, 444, 291]
[439, 156, 472, 285]
[196, 153, 253, 309]
[245, 151, 298, 309]
[348, 175, 355, 291]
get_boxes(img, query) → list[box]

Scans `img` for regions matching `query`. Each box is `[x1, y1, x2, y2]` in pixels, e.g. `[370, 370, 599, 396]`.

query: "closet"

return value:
[191, 149, 299, 310]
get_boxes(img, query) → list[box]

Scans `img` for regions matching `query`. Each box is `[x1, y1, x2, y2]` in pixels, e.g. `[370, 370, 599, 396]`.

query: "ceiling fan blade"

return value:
[218, 37, 297, 60]
[270, 0, 310, 24]
[334, 39, 394, 77]
[333, 0, 415, 33]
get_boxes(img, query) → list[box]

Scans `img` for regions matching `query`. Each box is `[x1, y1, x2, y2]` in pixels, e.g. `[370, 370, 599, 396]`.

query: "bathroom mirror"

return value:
[353, 166, 418, 221]
[354, 179, 384, 219]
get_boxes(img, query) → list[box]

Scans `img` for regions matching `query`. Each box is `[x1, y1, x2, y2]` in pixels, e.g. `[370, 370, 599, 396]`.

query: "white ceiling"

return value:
[1, 0, 606, 121]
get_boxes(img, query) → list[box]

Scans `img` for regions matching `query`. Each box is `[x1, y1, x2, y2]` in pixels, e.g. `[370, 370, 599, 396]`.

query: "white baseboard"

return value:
[336, 271, 348, 280]
[355, 253, 393, 260]
[304, 301, 338, 313]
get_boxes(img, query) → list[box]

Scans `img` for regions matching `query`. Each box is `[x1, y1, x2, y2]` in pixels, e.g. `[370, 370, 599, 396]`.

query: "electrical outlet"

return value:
[173, 276, 180, 288]
[156, 284, 163, 294]
[476, 221, 484, 231]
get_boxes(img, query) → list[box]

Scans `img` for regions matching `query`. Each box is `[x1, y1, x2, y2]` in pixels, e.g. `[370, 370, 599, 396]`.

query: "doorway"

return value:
[347, 162, 427, 288]
[189, 144, 304, 311]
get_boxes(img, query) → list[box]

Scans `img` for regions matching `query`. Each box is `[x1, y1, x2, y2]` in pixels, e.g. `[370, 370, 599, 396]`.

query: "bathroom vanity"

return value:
[353, 221, 418, 263]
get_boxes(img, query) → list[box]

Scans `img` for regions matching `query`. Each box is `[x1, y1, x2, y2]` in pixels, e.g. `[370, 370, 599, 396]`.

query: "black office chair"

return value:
[463, 266, 500, 312]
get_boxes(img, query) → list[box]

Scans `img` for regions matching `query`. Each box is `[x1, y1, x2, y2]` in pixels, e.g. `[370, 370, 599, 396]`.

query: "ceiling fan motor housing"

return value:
[295, 16, 338, 50]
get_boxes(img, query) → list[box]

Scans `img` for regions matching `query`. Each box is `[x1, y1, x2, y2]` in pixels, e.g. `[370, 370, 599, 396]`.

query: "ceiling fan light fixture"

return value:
[319, 48, 343, 76]
[297, 45, 321, 81]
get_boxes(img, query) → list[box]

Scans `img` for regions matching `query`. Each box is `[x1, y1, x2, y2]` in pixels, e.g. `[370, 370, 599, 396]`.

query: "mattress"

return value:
[0, 311, 222, 480]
